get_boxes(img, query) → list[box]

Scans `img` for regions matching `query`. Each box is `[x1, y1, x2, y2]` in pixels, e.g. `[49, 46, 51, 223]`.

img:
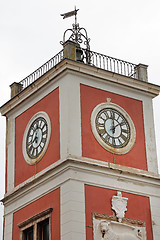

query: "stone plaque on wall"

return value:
[92, 192, 146, 240]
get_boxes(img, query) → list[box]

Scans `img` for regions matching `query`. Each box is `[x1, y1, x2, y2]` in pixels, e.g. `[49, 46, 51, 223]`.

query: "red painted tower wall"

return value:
[15, 88, 60, 186]
[85, 185, 153, 240]
[13, 188, 60, 240]
[81, 84, 147, 170]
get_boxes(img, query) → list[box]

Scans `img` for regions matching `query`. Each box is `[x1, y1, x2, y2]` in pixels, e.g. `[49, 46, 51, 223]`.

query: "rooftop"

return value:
[19, 46, 139, 90]
[10, 8, 149, 97]
[2, 7, 160, 109]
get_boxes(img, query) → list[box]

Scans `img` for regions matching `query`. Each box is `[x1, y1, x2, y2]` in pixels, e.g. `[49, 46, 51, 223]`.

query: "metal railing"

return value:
[19, 50, 64, 89]
[80, 48, 137, 78]
[19, 48, 137, 91]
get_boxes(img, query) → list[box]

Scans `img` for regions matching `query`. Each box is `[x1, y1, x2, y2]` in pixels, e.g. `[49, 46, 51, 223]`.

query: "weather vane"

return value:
[61, 6, 79, 24]
[60, 7, 90, 53]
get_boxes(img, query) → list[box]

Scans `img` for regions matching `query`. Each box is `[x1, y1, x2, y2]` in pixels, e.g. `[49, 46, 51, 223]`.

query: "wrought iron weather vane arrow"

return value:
[61, 7, 79, 20]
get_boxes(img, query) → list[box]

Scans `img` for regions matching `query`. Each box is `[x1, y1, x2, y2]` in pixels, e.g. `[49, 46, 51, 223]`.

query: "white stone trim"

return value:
[0, 61, 68, 116]
[61, 180, 86, 240]
[1, 60, 160, 116]
[111, 191, 128, 222]
[3, 156, 160, 215]
[7, 117, 15, 192]
[3, 212, 13, 240]
[150, 196, 160, 240]
[59, 74, 82, 159]
[6, 79, 60, 119]
[142, 99, 158, 173]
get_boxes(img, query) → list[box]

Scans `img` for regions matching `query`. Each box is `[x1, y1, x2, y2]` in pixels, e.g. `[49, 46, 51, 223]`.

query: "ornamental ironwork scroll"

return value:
[60, 7, 91, 64]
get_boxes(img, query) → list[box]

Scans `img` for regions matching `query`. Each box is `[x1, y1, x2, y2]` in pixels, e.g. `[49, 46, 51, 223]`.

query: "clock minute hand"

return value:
[113, 122, 120, 129]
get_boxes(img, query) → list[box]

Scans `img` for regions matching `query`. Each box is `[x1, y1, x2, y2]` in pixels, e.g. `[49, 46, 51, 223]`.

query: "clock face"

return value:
[26, 117, 48, 159]
[95, 108, 130, 148]
[23, 112, 51, 165]
[91, 101, 136, 155]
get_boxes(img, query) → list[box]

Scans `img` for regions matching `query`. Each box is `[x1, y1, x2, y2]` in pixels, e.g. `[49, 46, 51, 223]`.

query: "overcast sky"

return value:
[0, 0, 160, 238]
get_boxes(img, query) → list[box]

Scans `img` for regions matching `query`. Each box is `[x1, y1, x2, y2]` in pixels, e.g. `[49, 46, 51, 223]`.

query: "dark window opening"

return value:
[18, 208, 52, 240]
[38, 218, 49, 240]
[24, 226, 33, 240]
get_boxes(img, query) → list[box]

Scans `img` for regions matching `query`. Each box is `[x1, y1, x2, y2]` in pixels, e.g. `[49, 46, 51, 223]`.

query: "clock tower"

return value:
[1, 9, 160, 240]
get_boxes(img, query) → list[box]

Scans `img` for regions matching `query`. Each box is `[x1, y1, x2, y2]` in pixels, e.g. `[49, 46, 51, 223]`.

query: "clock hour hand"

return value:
[32, 130, 39, 144]
[35, 132, 38, 144]
[110, 119, 115, 134]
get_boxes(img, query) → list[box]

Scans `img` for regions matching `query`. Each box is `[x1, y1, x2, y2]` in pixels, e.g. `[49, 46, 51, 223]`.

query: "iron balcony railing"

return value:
[79, 48, 137, 78]
[19, 50, 64, 89]
[19, 48, 137, 90]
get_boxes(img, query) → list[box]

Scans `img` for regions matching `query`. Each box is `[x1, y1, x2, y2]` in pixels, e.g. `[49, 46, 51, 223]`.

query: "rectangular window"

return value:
[24, 226, 33, 240]
[18, 208, 52, 240]
[38, 218, 49, 240]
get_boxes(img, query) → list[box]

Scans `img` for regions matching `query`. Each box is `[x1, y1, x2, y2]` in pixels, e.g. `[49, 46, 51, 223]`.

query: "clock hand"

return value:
[110, 119, 115, 134]
[114, 122, 121, 128]
[110, 125, 115, 132]
[113, 122, 120, 129]
[34, 131, 39, 144]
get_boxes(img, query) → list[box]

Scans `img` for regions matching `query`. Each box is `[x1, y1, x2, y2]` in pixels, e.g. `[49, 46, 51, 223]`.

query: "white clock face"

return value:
[91, 101, 136, 155]
[95, 108, 130, 148]
[23, 112, 51, 165]
[26, 117, 48, 159]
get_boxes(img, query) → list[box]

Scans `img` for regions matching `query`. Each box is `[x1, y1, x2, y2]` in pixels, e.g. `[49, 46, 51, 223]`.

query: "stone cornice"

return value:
[1, 156, 160, 206]
[1, 59, 160, 116]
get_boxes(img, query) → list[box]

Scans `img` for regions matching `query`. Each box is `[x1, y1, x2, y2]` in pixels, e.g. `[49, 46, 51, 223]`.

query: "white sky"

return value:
[0, 0, 160, 238]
